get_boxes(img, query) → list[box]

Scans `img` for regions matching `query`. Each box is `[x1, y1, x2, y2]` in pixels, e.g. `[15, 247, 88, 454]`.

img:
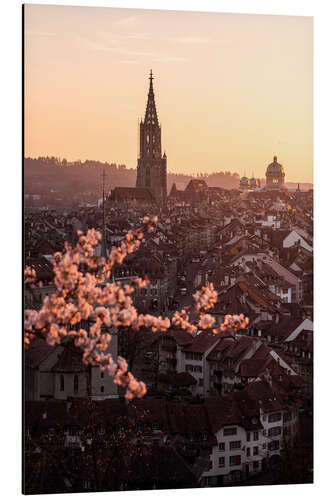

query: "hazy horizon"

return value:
[24, 5, 313, 183]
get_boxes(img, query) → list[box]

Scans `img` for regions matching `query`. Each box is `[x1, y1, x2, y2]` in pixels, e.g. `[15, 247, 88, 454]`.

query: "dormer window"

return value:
[97, 424, 105, 435]
[152, 421, 160, 431]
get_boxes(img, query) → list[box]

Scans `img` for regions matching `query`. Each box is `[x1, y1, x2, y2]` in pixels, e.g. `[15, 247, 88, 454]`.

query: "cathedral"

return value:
[109, 71, 167, 208]
[136, 71, 167, 206]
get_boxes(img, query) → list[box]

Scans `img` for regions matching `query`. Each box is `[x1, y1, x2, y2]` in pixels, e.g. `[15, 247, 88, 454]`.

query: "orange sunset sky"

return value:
[24, 5, 313, 183]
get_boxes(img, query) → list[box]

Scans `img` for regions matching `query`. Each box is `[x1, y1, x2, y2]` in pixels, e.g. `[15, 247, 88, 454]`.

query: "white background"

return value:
[0, 0, 332, 498]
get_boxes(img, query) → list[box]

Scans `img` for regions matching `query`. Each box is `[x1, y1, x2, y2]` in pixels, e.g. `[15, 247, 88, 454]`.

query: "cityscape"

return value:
[24, 5, 313, 495]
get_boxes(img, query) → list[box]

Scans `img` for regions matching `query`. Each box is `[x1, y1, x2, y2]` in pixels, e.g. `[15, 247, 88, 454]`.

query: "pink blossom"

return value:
[24, 216, 248, 400]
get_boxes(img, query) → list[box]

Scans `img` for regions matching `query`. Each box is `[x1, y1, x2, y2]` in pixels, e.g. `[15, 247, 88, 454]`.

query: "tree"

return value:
[24, 398, 153, 494]
[118, 326, 155, 372]
[24, 216, 249, 400]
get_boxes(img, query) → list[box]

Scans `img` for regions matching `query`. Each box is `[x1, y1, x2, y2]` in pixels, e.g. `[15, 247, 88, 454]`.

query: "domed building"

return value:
[265, 155, 285, 190]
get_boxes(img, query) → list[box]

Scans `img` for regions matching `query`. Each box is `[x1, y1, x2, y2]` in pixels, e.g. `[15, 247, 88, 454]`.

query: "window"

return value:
[83, 480, 91, 490]
[224, 427, 237, 436]
[100, 386, 104, 393]
[64, 425, 76, 436]
[60, 374, 64, 392]
[283, 411, 292, 422]
[253, 446, 259, 456]
[97, 424, 105, 435]
[185, 365, 193, 372]
[246, 432, 251, 442]
[74, 375, 78, 395]
[199, 378, 204, 386]
[218, 442, 225, 451]
[229, 441, 241, 450]
[152, 421, 160, 431]
[101, 371, 104, 378]
[268, 412, 281, 423]
[229, 455, 241, 466]
[195, 366, 202, 373]
[253, 461, 259, 469]
[202, 432, 208, 441]
[268, 440, 279, 451]
[218, 456, 225, 468]
[231, 470, 242, 482]
[268, 426, 281, 437]
[246, 447, 250, 457]
[185, 352, 193, 360]
[253, 431, 259, 441]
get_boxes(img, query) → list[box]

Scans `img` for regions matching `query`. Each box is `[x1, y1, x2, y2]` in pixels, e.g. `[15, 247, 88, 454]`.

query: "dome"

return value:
[266, 155, 285, 175]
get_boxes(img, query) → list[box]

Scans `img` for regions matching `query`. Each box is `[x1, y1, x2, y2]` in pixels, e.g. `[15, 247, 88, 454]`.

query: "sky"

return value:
[24, 5, 313, 182]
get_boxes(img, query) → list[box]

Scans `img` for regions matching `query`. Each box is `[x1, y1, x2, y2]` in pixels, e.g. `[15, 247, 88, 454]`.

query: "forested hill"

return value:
[24, 157, 241, 196]
[24, 157, 312, 198]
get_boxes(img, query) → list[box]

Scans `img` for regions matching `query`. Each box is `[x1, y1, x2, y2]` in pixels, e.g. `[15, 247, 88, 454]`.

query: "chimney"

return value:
[263, 368, 273, 387]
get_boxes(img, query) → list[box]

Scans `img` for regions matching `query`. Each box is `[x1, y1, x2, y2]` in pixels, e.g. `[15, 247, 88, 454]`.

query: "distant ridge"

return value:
[24, 157, 313, 197]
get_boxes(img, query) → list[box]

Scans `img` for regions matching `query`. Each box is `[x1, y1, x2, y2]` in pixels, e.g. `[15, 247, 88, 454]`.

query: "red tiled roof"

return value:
[181, 332, 220, 354]
[204, 397, 242, 432]
[25, 337, 54, 368]
[112, 187, 155, 202]
[243, 380, 286, 412]
[239, 358, 272, 377]
[51, 343, 88, 373]
[163, 329, 193, 347]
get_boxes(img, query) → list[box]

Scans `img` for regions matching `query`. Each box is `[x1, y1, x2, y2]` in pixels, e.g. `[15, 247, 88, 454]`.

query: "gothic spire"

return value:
[144, 70, 159, 126]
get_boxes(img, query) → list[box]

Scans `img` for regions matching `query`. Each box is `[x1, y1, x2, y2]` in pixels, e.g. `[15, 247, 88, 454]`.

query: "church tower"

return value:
[136, 71, 167, 206]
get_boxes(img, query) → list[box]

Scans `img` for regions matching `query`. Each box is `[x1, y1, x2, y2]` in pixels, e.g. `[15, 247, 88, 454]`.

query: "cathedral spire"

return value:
[144, 70, 159, 126]
[137, 72, 167, 206]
